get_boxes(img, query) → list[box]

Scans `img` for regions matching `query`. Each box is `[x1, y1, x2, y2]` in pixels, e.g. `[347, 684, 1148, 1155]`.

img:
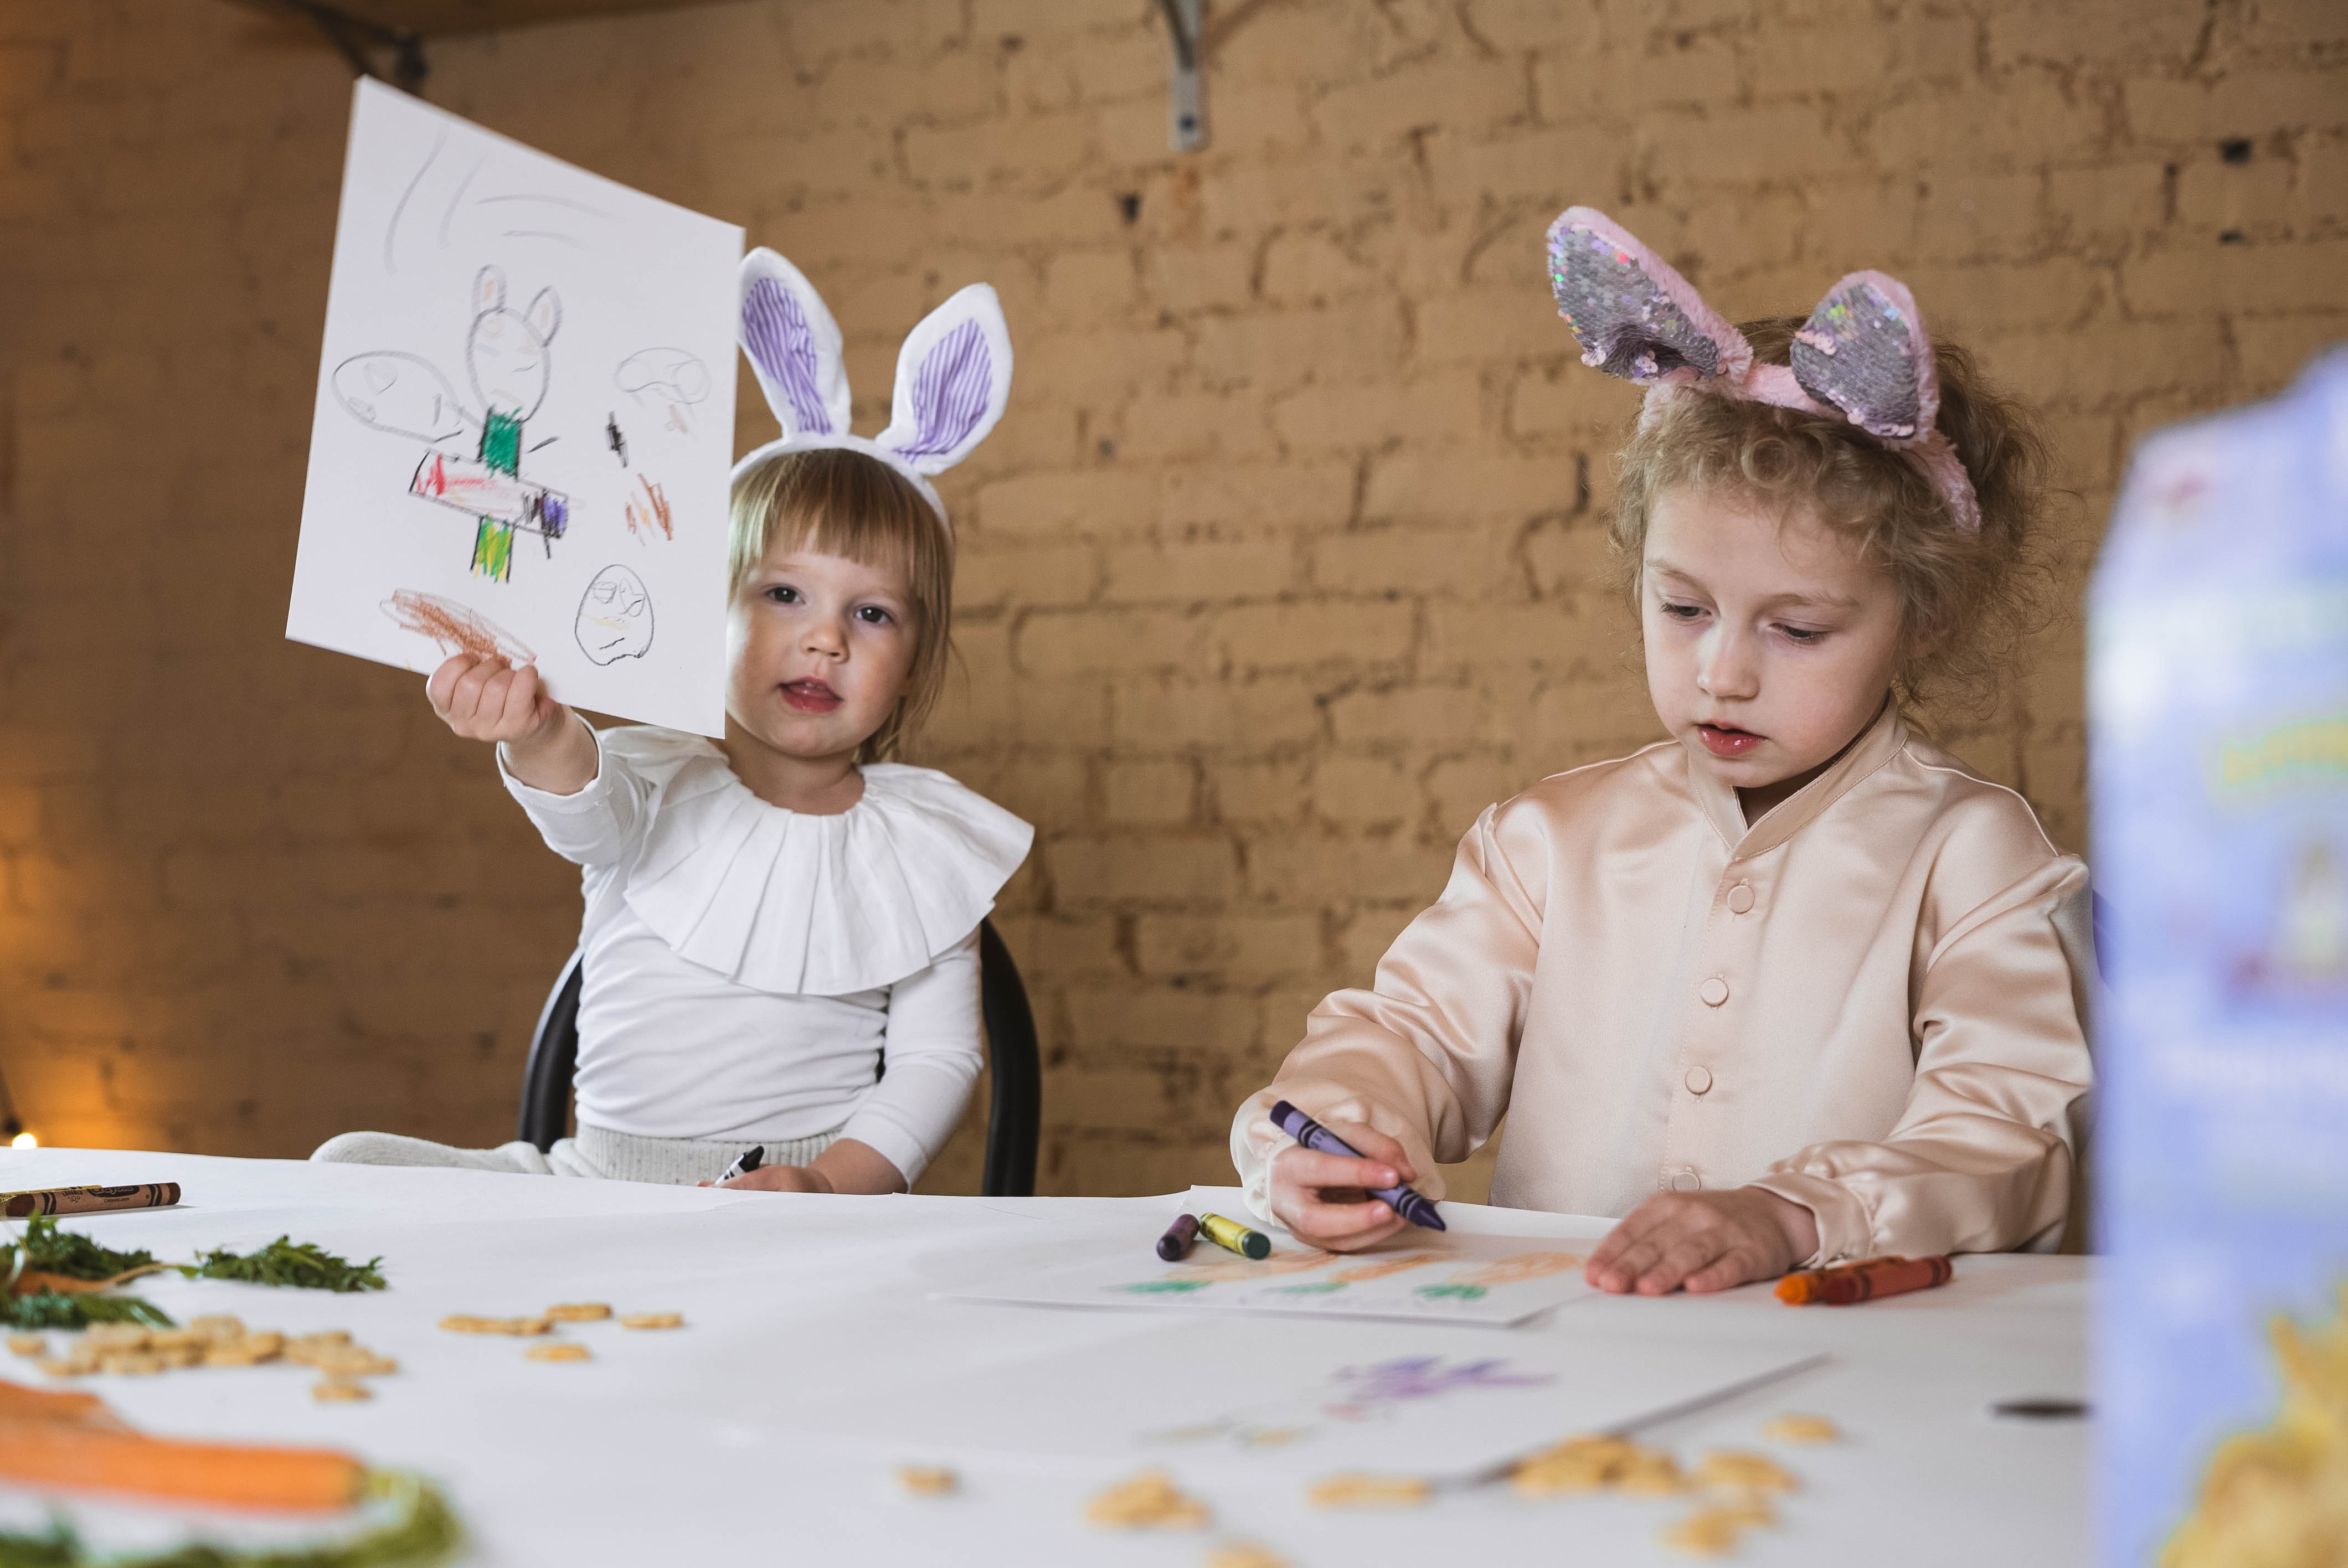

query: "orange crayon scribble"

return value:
[1331, 1252, 1444, 1284]
[1449, 1251, 1587, 1289]
[380, 589, 534, 666]
[1164, 1250, 1337, 1285]
[624, 474, 673, 541]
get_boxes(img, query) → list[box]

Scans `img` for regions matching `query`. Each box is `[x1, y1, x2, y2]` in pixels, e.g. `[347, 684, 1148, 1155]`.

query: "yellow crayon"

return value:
[1198, 1213, 1271, 1261]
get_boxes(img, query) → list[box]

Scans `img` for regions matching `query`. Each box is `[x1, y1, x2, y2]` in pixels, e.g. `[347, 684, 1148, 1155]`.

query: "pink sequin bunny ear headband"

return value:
[733, 248, 1015, 537]
[1545, 207, 1980, 532]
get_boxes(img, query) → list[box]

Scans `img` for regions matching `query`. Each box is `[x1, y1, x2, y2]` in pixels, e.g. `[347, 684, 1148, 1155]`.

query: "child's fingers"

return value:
[497, 663, 544, 731]
[1274, 1146, 1404, 1195]
[1633, 1229, 1736, 1296]
[1285, 1198, 1405, 1252]
[1312, 1120, 1418, 1184]
[445, 656, 507, 726]
[427, 653, 490, 718]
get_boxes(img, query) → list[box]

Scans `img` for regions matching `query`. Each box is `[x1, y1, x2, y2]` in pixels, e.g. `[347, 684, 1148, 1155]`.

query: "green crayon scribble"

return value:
[1415, 1283, 1488, 1301]
[1268, 1281, 1347, 1296]
[1114, 1280, 1212, 1294]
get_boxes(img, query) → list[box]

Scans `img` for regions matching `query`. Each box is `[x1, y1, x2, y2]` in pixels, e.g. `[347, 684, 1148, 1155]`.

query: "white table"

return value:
[0, 1149, 2087, 1565]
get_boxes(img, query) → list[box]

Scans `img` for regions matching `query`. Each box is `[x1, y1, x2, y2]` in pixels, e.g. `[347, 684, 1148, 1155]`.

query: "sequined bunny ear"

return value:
[1791, 272, 1938, 442]
[1546, 207, 1753, 389]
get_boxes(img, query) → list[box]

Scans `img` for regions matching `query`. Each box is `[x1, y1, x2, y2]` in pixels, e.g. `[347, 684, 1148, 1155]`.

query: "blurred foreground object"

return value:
[2092, 346, 2348, 1567]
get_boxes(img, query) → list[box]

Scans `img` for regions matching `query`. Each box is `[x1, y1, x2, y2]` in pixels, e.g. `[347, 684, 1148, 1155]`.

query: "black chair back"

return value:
[516, 919, 1042, 1196]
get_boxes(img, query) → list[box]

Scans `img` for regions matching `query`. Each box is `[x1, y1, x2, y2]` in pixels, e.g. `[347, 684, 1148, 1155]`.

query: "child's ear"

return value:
[474, 266, 507, 316]
[527, 287, 562, 344]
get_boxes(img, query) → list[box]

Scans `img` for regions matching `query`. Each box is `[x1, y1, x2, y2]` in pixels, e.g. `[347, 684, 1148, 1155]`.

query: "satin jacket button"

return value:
[1699, 976, 1730, 1007]
[1726, 882, 1755, 914]
[1669, 1168, 1703, 1192]
[1684, 1066, 1713, 1096]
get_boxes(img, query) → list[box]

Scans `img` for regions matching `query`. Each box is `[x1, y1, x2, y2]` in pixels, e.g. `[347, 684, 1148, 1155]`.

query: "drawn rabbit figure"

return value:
[332, 265, 571, 583]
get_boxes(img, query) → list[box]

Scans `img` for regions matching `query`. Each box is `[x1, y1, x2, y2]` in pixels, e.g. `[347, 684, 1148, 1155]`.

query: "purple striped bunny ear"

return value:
[1790, 271, 1938, 442]
[738, 249, 851, 441]
[876, 283, 1013, 476]
[1546, 207, 1753, 389]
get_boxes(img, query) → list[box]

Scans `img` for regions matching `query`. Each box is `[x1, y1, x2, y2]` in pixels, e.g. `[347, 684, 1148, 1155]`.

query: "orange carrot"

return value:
[0, 1379, 111, 1426]
[8, 1262, 176, 1296]
[0, 1419, 365, 1510]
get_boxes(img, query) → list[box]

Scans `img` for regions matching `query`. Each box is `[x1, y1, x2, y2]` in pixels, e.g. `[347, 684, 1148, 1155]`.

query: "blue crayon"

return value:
[1268, 1100, 1447, 1231]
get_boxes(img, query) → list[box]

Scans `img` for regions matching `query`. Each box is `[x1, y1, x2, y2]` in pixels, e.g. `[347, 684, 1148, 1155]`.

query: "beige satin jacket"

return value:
[1233, 704, 2093, 1265]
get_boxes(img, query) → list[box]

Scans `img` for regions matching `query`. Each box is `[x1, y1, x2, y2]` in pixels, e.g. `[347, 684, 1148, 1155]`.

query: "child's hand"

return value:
[703, 1164, 833, 1193]
[1584, 1187, 1821, 1296]
[426, 652, 562, 744]
[1265, 1121, 1419, 1253]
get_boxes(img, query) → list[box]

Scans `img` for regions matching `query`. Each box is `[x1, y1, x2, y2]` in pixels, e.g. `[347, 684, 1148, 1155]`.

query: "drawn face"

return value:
[575, 565, 655, 665]
[1641, 484, 1905, 818]
[727, 545, 917, 767]
[467, 308, 552, 420]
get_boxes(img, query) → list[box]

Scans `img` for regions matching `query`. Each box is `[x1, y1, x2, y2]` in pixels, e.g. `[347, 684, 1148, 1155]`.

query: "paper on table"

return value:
[289, 79, 740, 735]
[939, 1224, 1600, 1325]
[801, 1313, 1819, 1483]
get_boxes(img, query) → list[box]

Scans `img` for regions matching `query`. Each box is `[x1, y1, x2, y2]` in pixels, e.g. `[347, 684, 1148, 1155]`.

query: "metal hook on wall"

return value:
[1156, 0, 1206, 152]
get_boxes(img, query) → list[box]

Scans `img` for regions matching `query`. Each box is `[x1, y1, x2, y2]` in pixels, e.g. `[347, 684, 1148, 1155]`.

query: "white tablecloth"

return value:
[0, 1149, 2087, 1565]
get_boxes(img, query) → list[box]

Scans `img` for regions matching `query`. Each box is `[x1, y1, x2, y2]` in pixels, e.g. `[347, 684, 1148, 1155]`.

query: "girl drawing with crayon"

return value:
[315, 252, 1028, 1193]
[1232, 209, 2093, 1294]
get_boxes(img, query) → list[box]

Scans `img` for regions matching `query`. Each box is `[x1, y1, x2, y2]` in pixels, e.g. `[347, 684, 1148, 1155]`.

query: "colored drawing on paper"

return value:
[1141, 1353, 1557, 1456]
[1055, 1236, 1597, 1325]
[623, 474, 672, 541]
[575, 565, 654, 664]
[615, 345, 709, 434]
[381, 589, 534, 666]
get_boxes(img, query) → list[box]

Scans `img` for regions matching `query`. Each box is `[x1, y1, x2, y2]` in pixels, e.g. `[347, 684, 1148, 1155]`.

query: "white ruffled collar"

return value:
[605, 729, 1033, 997]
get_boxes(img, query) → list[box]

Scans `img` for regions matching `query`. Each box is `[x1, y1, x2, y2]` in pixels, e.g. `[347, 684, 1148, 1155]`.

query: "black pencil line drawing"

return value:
[384, 125, 446, 275]
[576, 564, 655, 664]
[439, 156, 485, 248]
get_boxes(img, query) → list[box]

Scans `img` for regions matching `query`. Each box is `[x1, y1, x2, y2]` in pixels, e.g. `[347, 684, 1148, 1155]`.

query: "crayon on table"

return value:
[1197, 1213, 1270, 1261]
[1156, 1213, 1201, 1262]
[1, 1184, 182, 1219]
[1775, 1255, 1954, 1306]
[1268, 1100, 1447, 1231]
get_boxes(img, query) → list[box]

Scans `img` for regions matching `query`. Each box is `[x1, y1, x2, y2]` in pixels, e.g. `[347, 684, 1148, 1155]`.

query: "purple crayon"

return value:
[1157, 1213, 1201, 1261]
[1269, 1100, 1447, 1231]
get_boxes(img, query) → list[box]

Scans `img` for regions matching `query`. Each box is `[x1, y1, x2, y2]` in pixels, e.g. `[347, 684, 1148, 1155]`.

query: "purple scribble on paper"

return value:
[1322, 1356, 1553, 1420]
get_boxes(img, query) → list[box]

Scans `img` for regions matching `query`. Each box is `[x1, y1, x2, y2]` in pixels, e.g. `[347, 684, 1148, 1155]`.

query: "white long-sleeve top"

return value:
[499, 723, 1033, 1183]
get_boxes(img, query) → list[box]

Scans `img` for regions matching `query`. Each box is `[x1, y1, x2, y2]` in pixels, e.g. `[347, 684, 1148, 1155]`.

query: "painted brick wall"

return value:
[0, 0, 2340, 1198]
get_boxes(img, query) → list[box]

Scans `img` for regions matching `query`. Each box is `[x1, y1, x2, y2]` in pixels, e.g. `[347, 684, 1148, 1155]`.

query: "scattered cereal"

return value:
[37, 1356, 96, 1379]
[309, 1345, 398, 1376]
[188, 1315, 247, 1344]
[1085, 1469, 1212, 1530]
[1615, 1447, 1688, 1496]
[1206, 1544, 1291, 1568]
[1512, 1436, 1634, 1497]
[545, 1303, 612, 1322]
[1760, 1414, 1839, 1445]
[439, 1314, 553, 1336]
[1695, 1451, 1798, 1495]
[7, 1334, 47, 1358]
[896, 1465, 957, 1497]
[619, 1312, 684, 1330]
[1305, 1474, 1432, 1509]
[1662, 1501, 1777, 1556]
[525, 1343, 591, 1363]
[312, 1376, 373, 1403]
[99, 1352, 167, 1376]
[85, 1325, 151, 1353]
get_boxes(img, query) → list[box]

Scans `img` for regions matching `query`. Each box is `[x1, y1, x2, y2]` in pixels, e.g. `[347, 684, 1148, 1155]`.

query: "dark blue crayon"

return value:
[1157, 1213, 1201, 1261]
[1269, 1100, 1448, 1231]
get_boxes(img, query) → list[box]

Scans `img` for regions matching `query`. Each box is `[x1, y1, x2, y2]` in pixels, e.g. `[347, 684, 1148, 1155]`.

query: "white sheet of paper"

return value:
[805, 1313, 1817, 1483]
[289, 79, 739, 735]
[939, 1224, 1601, 1325]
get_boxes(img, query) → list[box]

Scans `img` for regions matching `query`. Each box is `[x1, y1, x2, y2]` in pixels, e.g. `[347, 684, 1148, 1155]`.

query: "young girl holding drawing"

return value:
[315, 251, 1029, 1193]
[1233, 209, 2093, 1294]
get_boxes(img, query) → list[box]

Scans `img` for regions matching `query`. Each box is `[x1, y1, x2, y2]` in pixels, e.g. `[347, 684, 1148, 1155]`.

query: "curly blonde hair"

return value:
[728, 446, 955, 764]
[1610, 318, 2053, 716]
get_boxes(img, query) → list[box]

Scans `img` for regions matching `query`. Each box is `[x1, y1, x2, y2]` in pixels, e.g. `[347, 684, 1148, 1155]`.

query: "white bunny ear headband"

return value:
[1546, 207, 1980, 532]
[733, 248, 1015, 535]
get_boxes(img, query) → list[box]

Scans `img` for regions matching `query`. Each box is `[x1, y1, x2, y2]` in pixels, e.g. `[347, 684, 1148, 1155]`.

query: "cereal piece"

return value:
[1695, 1450, 1798, 1495]
[1305, 1474, 1432, 1509]
[84, 1324, 151, 1353]
[438, 1314, 552, 1336]
[312, 1375, 373, 1403]
[1614, 1446, 1688, 1496]
[1760, 1414, 1840, 1445]
[311, 1345, 398, 1376]
[203, 1338, 281, 1369]
[896, 1464, 957, 1497]
[1512, 1435, 1631, 1497]
[37, 1356, 96, 1379]
[1662, 1501, 1777, 1556]
[545, 1303, 612, 1322]
[187, 1314, 247, 1344]
[99, 1352, 167, 1376]
[619, 1312, 683, 1330]
[146, 1328, 204, 1353]
[8, 1334, 47, 1358]
[1085, 1469, 1212, 1530]
[1207, 1545, 1291, 1568]
[284, 1330, 357, 1366]
[525, 1343, 591, 1363]
[152, 1340, 205, 1370]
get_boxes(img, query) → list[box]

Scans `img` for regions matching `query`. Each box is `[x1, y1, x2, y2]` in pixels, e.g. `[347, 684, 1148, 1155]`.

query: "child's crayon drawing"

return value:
[291, 79, 737, 735]
[956, 1231, 1600, 1325]
[1142, 1354, 1557, 1455]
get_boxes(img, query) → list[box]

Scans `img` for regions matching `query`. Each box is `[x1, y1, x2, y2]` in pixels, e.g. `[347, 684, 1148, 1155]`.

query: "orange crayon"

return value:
[1775, 1255, 1953, 1306]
